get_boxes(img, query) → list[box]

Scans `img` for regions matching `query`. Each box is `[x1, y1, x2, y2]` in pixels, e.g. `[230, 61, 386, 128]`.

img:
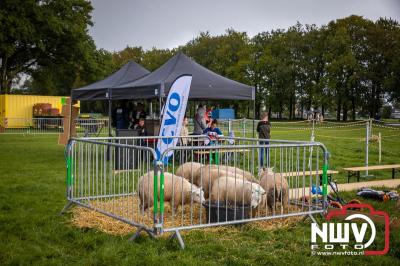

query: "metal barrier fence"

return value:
[0, 117, 63, 134]
[0, 117, 308, 136]
[188, 118, 257, 137]
[62, 135, 329, 248]
[0, 117, 109, 136]
[74, 118, 110, 137]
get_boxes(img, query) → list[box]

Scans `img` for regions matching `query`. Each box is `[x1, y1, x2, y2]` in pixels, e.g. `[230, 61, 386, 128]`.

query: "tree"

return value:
[0, 0, 95, 94]
[111, 46, 144, 69]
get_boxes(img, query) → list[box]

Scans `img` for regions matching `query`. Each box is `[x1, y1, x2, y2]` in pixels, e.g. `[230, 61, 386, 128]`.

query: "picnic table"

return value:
[76, 121, 104, 137]
[282, 170, 339, 182]
[343, 164, 400, 182]
[193, 148, 250, 155]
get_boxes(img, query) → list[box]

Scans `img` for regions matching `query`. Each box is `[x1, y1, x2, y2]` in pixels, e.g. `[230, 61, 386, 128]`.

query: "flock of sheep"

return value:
[138, 162, 289, 215]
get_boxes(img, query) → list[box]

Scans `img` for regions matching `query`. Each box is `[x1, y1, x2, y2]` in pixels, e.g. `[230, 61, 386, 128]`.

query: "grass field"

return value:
[0, 123, 399, 265]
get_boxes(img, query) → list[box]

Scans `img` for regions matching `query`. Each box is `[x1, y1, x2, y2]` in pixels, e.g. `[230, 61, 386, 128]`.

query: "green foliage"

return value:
[0, 0, 97, 95]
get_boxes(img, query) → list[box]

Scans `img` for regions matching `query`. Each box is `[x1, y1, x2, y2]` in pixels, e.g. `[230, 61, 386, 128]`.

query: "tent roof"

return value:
[113, 52, 254, 100]
[72, 61, 150, 100]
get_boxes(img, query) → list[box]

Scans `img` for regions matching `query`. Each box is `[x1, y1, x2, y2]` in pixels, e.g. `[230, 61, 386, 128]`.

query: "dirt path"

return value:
[336, 179, 400, 191]
[290, 179, 400, 199]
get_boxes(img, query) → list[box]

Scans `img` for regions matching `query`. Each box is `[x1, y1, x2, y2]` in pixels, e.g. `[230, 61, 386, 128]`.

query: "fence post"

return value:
[153, 160, 164, 235]
[66, 139, 75, 199]
[243, 118, 246, 137]
[322, 149, 329, 213]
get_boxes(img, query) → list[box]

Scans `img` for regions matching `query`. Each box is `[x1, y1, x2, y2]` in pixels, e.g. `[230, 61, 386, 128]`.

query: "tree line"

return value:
[1, 1, 399, 120]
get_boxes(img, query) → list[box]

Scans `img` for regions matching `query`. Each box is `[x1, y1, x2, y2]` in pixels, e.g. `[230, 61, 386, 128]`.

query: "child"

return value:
[203, 119, 223, 164]
[134, 118, 148, 136]
[257, 112, 271, 167]
[203, 119, 223, 137]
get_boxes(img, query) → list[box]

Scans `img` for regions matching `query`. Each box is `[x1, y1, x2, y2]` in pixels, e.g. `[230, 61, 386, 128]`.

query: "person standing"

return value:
[134, 103, 147, 124]
[205, 105, 213, 126]
[112, 101, 129, 129]
[257, 112, 271, 168]
[193, 105, 207, 135]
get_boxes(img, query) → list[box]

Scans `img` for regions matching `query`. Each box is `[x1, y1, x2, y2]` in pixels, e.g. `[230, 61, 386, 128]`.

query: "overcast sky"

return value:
[89, 0, 400, 52]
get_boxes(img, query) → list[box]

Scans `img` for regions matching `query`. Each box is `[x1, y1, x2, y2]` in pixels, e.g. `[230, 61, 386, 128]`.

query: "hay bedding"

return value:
[71, 195, 303, 236]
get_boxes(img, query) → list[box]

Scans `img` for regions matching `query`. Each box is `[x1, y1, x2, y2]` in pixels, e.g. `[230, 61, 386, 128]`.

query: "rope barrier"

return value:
[315, 127, 365, 132]
[272, 129, 312, 133]
[372, 123, 400, 130]
[271, 122, 365, 130]
[314, 134, 361, 140]
[321, 120, 368, 125]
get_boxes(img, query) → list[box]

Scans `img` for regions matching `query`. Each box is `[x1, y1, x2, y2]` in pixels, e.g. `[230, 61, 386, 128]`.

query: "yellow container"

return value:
[0, 94, 80, 128]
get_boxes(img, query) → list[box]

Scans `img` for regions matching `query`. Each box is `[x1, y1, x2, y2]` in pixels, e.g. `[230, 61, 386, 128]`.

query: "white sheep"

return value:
[175, 162, 203, 182]
[259, 167, 289, 212]
[194, 165, 258, 199]
[208, 164, 257, 182]
[210, 176, 266, 208]
[138, 171, 205, 211]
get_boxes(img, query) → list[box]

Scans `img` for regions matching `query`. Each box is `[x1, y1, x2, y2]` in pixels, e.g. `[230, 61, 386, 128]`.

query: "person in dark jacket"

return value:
[112, 101, 129, 129]
[257, 112, 271, 167]
[134, 103, 147, 125]
[134, 118, 148, 136]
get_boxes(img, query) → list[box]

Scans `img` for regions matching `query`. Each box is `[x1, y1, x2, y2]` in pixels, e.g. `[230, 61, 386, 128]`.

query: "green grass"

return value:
[0, 126, 400, 265]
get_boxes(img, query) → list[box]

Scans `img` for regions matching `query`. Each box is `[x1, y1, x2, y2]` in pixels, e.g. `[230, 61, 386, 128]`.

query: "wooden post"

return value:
[58, 97, 79, 145]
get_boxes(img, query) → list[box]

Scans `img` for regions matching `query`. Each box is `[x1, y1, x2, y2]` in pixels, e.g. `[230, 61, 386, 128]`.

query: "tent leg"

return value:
[108, 98, 112, 137]
[159, 96, 161, 121]
[107, 98, 112, 161]
[252, 98, 255, 138]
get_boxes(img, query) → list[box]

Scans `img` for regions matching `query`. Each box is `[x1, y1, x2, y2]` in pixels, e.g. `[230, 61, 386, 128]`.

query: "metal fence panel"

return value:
[63, 135, 329, 248]
[0, 117, 110, 136]
[158, 140, 328, 233]
[66, 138, 158, 232]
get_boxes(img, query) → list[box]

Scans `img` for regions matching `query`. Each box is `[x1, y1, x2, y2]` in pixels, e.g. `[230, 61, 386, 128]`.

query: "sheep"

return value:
[210, 176, 266, 208]
[138, 171, 205, 212]
[175, 162, 203, 183]
[207, 164, 257, 182]
[259, 167, 289, 212]
[194, 165, 258, 199]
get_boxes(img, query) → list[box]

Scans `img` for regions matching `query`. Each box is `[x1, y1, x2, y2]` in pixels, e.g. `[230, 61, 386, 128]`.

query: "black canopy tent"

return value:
[71, 52, 256, 136]
[113, 52, 254, 101]
[113, 52, 256, 136]
[71, 61, 150, 136]
[72, 61, 150, 101]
